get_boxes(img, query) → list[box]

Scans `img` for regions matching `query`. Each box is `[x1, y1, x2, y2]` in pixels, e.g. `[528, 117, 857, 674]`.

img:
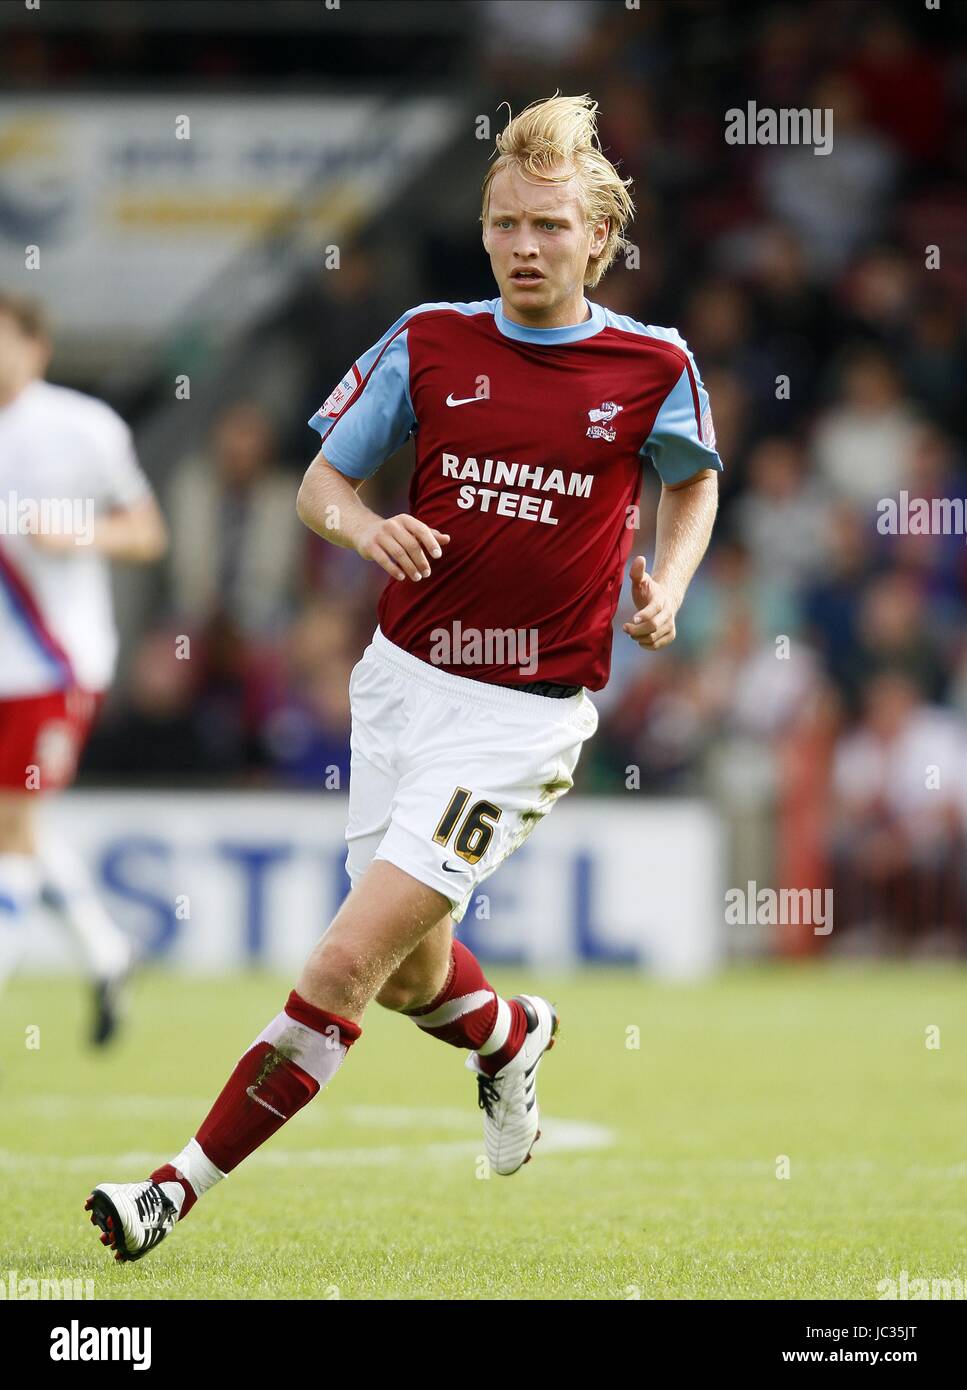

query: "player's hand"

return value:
[622, 555, 679, 651]
[356, 513, 450, 582]
[28, 530, 80, 554]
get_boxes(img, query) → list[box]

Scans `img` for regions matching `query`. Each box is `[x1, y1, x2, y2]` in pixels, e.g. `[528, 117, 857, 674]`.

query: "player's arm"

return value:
[627, 336, 724, 652]
[31, 404, 167, 561]
[30, 493, 168, 560]
[89, 497, 168, 562]
[296, 450, 449, 583]
[623, 469, 718, 651]
[302, 307, 450, 581]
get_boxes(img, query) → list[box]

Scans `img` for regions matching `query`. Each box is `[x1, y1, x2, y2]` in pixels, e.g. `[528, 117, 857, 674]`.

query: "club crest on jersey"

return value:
[318, 365, 362, 420]
[586, 400, 623, 442]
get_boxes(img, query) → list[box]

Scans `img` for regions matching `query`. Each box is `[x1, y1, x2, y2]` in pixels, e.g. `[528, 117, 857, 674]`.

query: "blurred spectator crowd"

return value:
[42, 1, 964, 949]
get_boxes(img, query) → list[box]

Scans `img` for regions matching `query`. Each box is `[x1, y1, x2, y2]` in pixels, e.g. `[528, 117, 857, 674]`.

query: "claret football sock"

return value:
[151, 989, 361, 1219]
[402, 939, 529, 1076]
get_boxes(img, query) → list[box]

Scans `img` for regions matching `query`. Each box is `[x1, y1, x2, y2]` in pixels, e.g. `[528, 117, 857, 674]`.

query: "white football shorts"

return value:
[345, 625, 599, 923]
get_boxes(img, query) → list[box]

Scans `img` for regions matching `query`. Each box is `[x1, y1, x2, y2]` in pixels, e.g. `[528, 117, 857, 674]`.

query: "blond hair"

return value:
[480, 93, 635, 289]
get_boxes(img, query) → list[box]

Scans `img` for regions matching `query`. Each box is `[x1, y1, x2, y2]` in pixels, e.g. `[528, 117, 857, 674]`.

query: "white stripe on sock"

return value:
[477, 996, 512, 1056]
[413, 988, 494, 1031]
[252, 1009, 350, 1087]
[168, 1137, 225, 1202]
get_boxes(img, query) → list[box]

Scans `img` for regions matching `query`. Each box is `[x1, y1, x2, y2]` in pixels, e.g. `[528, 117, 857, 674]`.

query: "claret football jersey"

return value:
[310, 297, 723, 691]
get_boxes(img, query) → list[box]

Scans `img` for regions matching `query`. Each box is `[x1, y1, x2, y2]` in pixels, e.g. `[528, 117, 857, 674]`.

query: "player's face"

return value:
[0, 313, 45, 398]
[482, 165, 609, 326]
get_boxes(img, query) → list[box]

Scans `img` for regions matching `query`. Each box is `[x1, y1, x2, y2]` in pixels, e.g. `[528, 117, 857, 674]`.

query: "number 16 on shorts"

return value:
[433, 787, 502, 866]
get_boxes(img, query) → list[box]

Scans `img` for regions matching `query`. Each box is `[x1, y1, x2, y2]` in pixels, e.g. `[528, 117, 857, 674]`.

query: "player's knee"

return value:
[300, 938, 376, 1009]
[375, 975, 423, 1012]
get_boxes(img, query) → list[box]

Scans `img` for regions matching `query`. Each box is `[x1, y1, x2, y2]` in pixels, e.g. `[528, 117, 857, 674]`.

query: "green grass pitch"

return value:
[1, 963, 963, 1300]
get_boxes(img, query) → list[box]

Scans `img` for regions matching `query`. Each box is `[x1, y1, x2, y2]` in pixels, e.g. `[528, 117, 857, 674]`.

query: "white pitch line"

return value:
[11, 1096, 613, 1142]
[3, 1147, 962, 1180]
[0, 1118, 615, 1173]
[16, 1095, 211, 1118]
[341, 1105, 473, 1129]
[15, 1096, 475, 1128]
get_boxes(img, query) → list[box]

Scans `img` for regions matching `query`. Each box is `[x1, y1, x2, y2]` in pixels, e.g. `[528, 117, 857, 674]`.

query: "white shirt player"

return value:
[0, 379, 153, 698]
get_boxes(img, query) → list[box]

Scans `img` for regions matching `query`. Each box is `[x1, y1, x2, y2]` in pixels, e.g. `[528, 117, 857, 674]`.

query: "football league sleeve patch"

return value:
[308, 314, 417, 481]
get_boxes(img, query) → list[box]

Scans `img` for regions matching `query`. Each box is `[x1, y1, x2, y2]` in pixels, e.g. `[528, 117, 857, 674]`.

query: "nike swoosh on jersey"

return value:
[445, 394, 487, 407]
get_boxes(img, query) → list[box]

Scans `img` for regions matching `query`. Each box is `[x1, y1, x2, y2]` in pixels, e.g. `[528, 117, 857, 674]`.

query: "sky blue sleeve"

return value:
[308, 314, 417, 480]
[643, 345, 724, 486]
